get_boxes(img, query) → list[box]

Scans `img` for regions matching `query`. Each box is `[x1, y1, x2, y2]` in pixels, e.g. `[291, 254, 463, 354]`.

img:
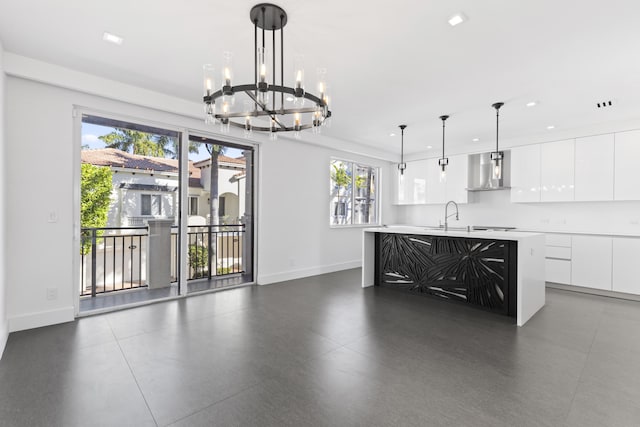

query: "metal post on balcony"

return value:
[91, 228, 97, 298]
[208, 225, 212, 280]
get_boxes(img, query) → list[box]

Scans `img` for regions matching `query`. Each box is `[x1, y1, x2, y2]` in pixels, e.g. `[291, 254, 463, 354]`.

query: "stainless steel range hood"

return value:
[466, 151, 511, 191]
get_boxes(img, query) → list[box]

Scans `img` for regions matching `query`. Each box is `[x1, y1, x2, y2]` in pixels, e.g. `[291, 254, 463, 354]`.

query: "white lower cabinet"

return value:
[544, 233, 572, 284]
[612, 238, 640, 295]
[571, 235, 612, 290]
[546, 259, 571, 284]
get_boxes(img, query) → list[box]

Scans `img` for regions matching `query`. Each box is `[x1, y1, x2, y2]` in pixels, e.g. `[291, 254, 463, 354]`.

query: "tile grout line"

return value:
[562, 307, 605, 424]
[107, 319, 160, 427]
[163, 382, 264, 427]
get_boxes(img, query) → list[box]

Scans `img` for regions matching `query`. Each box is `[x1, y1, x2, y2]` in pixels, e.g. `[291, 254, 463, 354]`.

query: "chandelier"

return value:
[202, 3, 332, 138]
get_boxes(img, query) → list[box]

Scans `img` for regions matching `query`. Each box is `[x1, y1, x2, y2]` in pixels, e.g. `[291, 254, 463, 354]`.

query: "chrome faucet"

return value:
[444, 200, 459, 231]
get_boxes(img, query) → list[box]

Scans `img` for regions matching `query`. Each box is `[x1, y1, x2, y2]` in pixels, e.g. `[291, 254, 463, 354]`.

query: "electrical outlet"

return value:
[288, 258, 296, 267]
[46, 288, 58, 301]
[541, 218, 550, 224]
[47, 210, 59, 223]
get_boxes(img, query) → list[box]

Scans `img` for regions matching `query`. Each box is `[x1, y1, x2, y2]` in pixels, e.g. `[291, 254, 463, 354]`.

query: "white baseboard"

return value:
[257, 260, 361, 285]
[8, 306, 75, 333]
[0, 320, 8, 360]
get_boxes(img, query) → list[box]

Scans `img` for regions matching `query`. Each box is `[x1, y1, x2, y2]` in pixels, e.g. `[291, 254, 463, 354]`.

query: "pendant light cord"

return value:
[439, 115, 449, 161]
[401, 126, 405, 164]
[496, 107, 499, 153]
[492, 102, 504, 153]
[442, 119, 446, 160]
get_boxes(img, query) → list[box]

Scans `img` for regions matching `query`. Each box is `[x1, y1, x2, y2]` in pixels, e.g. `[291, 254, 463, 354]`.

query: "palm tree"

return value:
[205, 143, 226, 276]
[99, 128, 166, 157]
[157, 136, 201, 159]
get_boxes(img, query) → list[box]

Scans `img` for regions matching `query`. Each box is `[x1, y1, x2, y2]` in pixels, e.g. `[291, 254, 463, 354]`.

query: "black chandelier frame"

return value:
[203, 3, 331, 133]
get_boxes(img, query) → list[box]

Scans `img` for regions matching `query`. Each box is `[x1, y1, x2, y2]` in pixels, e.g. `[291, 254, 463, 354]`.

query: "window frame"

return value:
[141, 193, 162, 216]
[329, 157, 380, 228]
[188, 196, 199, 216]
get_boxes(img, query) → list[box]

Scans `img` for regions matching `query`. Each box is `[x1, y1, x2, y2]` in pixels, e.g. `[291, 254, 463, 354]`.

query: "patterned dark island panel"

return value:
[375, 233, 517, 316]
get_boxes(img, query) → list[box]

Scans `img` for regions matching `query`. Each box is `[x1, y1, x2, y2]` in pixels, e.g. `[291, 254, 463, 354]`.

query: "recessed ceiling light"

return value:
[526, 101, 538, 107]
[103, 32, 124, 45]
[472, 138, 480, 142]
[286, 96, 294, 102]
[546, 125, 555, 130]
[389, 133, 396, 137]
[427, 145, 433, 149]
[448, 12, 467, 27]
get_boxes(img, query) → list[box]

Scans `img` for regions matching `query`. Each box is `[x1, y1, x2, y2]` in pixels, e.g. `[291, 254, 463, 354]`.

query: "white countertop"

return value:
[363, 226, 543, 241]
[515, 228, 640, 238]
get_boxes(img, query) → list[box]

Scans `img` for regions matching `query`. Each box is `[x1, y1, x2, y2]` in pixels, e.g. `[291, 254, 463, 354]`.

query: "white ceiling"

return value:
[1, 0, 640, 156]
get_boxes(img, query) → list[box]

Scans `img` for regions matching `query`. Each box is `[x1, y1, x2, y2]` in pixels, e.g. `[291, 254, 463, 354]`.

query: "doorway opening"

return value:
[77, 114, 255, 313]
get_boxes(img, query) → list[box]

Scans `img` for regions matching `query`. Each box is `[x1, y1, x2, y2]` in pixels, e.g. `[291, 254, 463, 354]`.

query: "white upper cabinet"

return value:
[574, 134, 614, 201]
[540, 139, 575, 202]
[395, 155, 468, 205]
[426, 158, 446, 204]
[614, 130, 640, 201]
[445, 154, 468, 204]
[511, 144, 541, 203]
[394, 159, 428, 205]
[425, 155, 468, 204]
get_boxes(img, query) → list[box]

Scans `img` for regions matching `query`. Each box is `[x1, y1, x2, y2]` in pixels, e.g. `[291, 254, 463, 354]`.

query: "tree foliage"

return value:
[99, 128, 201, 159]
[331, 162, 351, 190]
[80, 163, 113, 253]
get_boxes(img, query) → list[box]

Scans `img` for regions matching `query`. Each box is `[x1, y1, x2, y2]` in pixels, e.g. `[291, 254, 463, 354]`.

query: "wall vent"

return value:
[597, 100, 613, 108]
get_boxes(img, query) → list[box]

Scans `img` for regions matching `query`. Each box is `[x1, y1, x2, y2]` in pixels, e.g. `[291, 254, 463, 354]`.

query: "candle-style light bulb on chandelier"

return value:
[491, 102, 505, 181]
[438, 115, 450, 181]
[398, 125, 407, 175]
[202, 3, 332, 138]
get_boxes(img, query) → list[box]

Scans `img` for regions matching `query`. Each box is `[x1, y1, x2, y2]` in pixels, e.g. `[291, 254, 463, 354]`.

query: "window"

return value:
[330, 159, 378, 226]
[141, 194, 162, 216]
[219, 196, 226, 216]
[189, 196, 199, 216]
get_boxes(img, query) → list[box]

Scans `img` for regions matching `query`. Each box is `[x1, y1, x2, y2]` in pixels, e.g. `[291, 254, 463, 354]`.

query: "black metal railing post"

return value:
[91, 228, 97, 298]
[208, 226, 212, 280]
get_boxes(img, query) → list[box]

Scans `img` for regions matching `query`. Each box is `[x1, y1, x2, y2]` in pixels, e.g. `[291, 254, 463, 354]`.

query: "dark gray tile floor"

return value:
[2, 268, 640, 426]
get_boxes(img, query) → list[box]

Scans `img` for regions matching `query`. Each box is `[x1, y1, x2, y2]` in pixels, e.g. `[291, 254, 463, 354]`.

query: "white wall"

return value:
[257, 138, 395, 284]
[396, 188, 640, 235]
[0, 40, 9, 357]
[3, 58, 395, 331]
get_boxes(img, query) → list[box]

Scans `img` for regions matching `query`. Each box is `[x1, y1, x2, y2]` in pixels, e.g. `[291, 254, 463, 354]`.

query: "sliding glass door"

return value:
[77, 113, 255, 312]
[184, 134, 254, 292]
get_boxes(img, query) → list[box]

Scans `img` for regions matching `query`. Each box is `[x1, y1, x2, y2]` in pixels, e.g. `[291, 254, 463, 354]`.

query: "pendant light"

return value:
[398, 124, 407, 175]
[438, 115, 449, 181]
[491, 102, 504, 180]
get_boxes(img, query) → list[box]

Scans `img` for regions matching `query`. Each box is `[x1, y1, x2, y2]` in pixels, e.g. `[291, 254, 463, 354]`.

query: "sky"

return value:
[81, 122, 244, 161]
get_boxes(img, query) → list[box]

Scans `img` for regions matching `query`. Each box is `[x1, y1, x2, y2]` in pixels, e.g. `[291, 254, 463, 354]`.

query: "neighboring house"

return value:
[193, 156, 246, 224]
[81, 148, 246, 227]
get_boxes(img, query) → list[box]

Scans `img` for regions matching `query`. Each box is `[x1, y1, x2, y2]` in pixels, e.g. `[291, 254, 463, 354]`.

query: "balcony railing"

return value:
[81, 224, 246, 297]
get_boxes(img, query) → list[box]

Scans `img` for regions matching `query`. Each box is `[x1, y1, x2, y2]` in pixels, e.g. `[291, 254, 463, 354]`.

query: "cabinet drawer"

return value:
[546, 259, 571, 284]
[546, 246, 571, 260]
[545, 234, 572, 247]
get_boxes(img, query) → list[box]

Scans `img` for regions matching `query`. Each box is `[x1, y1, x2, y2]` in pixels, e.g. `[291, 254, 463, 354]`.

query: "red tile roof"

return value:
[81, 148, 203, 188]
[193, 155, 246, 168]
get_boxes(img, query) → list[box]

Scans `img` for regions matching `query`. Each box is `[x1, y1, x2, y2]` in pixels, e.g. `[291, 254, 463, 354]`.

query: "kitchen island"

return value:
[362, 226, 545, 326]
